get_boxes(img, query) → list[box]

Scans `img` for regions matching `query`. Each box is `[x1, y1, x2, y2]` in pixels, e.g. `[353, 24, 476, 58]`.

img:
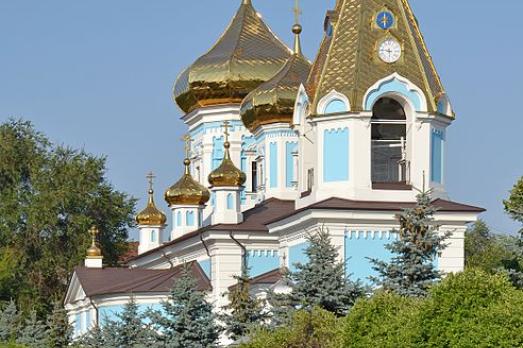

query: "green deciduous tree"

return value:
[341, 269, 523, 347]
[465, 220, 515, 272]
[369, 191, 449, 297]
[148, 264, 221, 348]
[0, 119, 136, 315]
[221, 270, 268, 343]
[504, 176, 523, 288]
[241, 308, 342, 348]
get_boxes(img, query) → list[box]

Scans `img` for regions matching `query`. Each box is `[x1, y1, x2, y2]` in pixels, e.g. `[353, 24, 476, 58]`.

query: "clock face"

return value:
[376, 11, 394, 30]
[378, 38, 401, 63]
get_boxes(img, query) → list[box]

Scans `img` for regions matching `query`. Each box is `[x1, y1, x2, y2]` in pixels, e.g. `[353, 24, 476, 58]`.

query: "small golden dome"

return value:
[208, 141, 246, 188]
[165, 159, 211, 206]
[240, 25, 311, 133]
[86, 226, 102, 258]
[173, 0, 291, 113]
[136, 176, 167, 226]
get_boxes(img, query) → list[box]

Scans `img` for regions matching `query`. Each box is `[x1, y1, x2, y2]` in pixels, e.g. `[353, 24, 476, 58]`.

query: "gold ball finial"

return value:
[292, 24, 302, 35]
[86, 226, 102, 257]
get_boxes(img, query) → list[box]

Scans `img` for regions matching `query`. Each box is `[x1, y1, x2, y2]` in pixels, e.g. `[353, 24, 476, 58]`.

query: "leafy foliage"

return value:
[465, 220, 516, 272]
[271, 227, 363, 322]
[221, 270, 268, 342]
[0, 119, 136, 315]
[343, 292, 421, 348]
[148, 264, 221, 348]
[241, 308, 342, 348]
[369, 191, 449, 297]
[504, 176, 523, 288]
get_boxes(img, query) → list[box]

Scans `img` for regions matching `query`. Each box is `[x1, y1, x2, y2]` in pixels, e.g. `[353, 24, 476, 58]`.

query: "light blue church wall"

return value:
[431, 129, 445, 184]
[324, 99, 348, 114]
[288, 242, 310, 273]
[344, 230, 398, 283]
[98, 303, 163, 327]
[212, 136, 224, 170]
[176, 211, 182, 227]
[286, 142, 298, 188]
[364, 77, 423, 111]
[323, 128, 349, 182]
[241, 135, 255, 203]
[246, 249, 279, 277]
[269, 143, 278, 188]
[198, 259, 212, 279]
[185, 211, 195, 226]
[226, 193, 233, 210]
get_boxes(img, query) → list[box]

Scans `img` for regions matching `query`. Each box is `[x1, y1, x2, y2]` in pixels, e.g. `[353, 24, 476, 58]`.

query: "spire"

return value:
[292, 0, 303, 55]
[306, 0, 446, 114]
[242, 0, 252, 4]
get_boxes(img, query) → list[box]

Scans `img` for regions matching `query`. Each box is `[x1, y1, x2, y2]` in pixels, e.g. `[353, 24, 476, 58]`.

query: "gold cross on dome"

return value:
[222, 121, 231, 142]
[181, 134, 192, 159]
[89, 226, 99, 240]
[293, 0, 302, 25]
[146, 171, 155, 191]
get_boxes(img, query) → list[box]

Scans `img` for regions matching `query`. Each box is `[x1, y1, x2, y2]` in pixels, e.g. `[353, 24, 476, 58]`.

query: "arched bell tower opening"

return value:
[371, 97, 409, 186]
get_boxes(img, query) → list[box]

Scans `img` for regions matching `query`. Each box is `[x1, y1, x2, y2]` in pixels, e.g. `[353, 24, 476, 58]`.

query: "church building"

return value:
[65, 0, 484, 340]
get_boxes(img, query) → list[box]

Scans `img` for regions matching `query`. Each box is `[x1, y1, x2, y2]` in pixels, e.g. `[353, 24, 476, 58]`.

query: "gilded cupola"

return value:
[136, 173, 167, 226]
[173, 0, 292, 114]
[240, 22, 311, 133]
[208, 122, 246, 188]
[86, 226, 102, 258]
[165, 144, 211, 206]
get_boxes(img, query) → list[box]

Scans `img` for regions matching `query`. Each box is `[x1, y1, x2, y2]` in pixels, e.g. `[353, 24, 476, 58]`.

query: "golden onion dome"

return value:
[86, 226, 102, 257]
[165, 159, 211, 206]
[208, 126, 246, 188]
[240, 24, 311, 133]
[136, 186, 167, 226]
[173, 0, 292, 114]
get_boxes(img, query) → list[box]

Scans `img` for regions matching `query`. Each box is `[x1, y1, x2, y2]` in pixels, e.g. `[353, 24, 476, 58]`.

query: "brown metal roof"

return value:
[74, 261, 210, 297]
[267, 197, 485, 224]
[228, 268, 283, 291]
[130, 198, 296, 261]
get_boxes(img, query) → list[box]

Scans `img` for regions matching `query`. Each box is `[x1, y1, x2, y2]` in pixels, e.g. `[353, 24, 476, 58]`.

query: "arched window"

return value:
[371, 98, 408, 184]
[226, 193, 233, 210]
[324, 99, 347, 114]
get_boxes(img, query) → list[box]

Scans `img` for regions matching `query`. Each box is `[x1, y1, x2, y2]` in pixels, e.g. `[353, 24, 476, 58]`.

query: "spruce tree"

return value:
[221, 269, 267, 342]
[148, 264, 221, 348]
[0, 301, 20, 343]
[369, 191, 449, 297]
[46, 301, 72, 348]
[271, 227, 363, 321]
[77, 326, 107, 348]
[101, 299, 157, 348]
[16, 310, 48, 347]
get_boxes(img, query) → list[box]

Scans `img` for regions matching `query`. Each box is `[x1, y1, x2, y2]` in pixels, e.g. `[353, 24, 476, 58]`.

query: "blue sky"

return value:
[1, 0, 521, 238]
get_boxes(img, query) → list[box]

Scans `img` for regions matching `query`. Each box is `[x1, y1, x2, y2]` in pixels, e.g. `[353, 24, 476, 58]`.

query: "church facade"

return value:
[65, 0, 484, 340]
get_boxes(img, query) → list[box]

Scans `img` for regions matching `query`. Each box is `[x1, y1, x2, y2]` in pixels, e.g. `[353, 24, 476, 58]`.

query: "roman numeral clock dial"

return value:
[378, 38, 402, 64]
